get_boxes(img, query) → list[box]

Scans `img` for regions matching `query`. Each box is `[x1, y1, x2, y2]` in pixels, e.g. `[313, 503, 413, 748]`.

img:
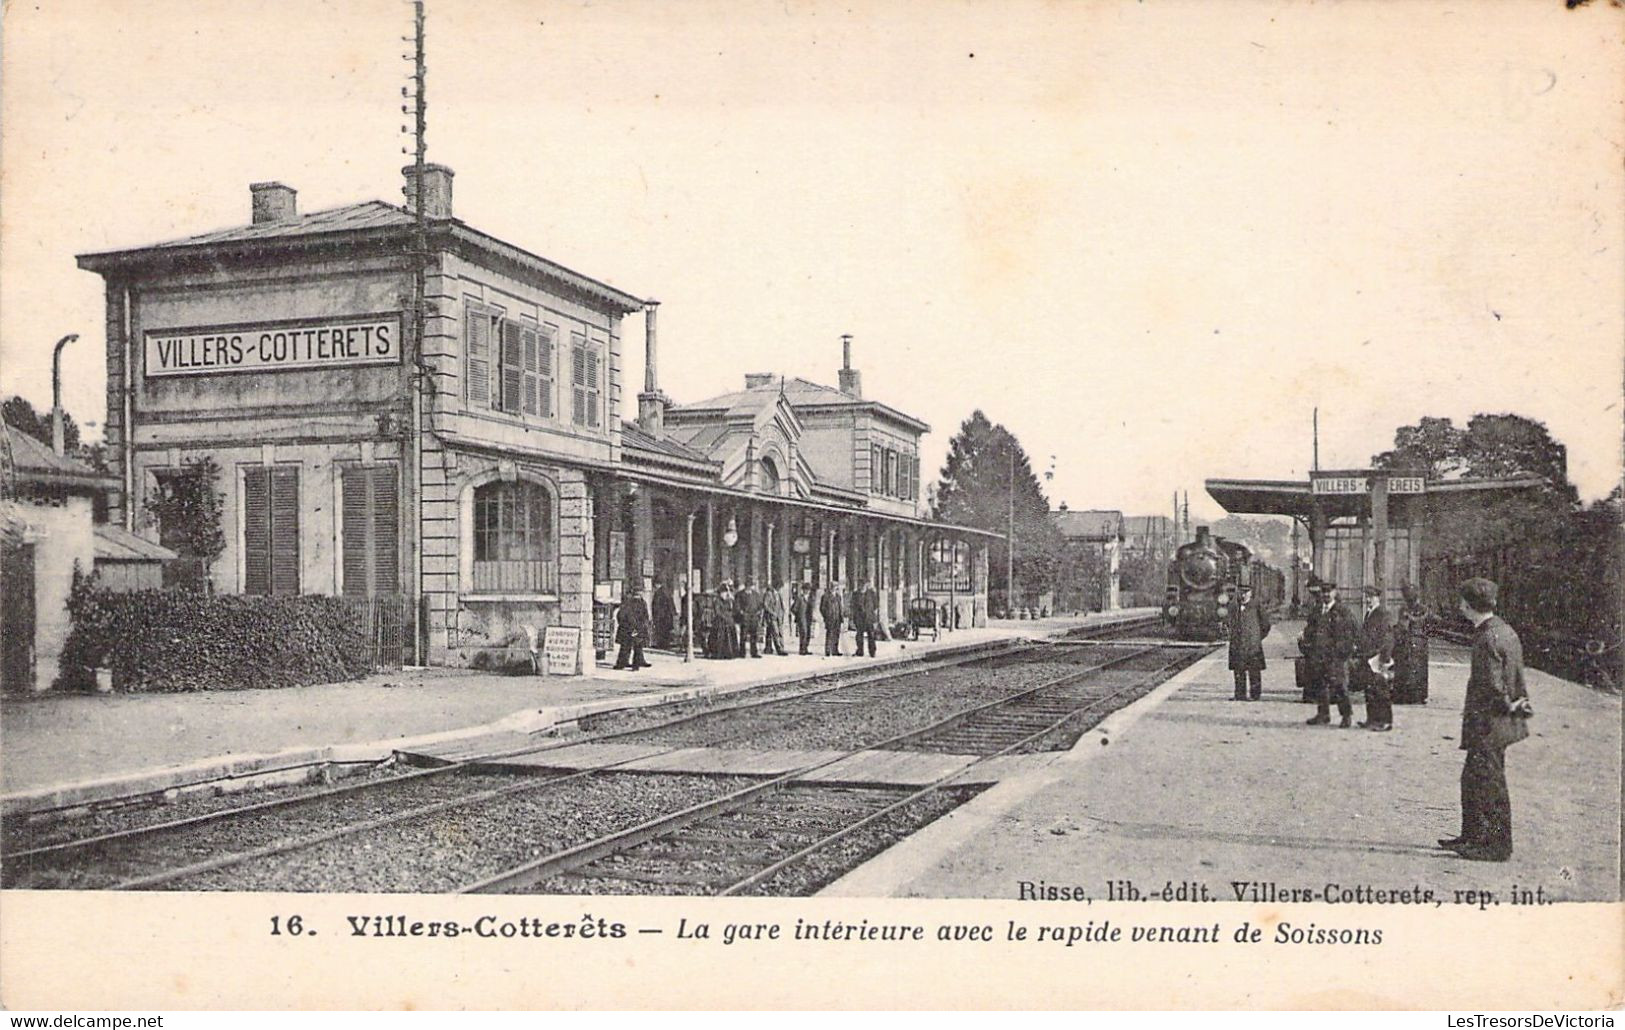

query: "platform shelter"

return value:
[1205, 470, 1546, 607]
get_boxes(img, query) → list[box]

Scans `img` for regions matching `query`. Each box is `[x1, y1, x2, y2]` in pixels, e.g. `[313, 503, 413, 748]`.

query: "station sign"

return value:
[144, 314, 401, 377]
[542, 626, 582, 676]
[1311, 473, 1426, 496]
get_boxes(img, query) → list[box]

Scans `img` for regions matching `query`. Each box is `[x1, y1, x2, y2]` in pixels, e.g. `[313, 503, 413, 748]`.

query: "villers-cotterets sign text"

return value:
[144, 315, 401, 377]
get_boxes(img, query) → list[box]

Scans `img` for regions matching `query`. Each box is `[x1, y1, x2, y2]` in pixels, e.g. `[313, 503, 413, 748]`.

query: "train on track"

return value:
[1161, 526, 1285, 641]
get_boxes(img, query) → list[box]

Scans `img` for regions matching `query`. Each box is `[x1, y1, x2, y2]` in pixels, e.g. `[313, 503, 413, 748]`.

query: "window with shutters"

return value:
[571, 333, 602, 430]
[885, 449, 898, 496]
[243, 466, 300, 595]
[464, 299, 501, 409]
[471, 480, 557, 594]
[870, 444, 883, 494]
[341, 465, 399, 597]
[525, 323, 555, 419]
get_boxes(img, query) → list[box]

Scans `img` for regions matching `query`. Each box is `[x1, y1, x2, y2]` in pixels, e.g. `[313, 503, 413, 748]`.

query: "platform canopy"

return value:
[1205, 471, 1549, 522]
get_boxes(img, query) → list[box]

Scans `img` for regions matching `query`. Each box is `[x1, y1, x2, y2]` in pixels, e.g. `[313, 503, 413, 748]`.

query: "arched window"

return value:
[471, 480, 556, 593]
[759, 456, 781, 495]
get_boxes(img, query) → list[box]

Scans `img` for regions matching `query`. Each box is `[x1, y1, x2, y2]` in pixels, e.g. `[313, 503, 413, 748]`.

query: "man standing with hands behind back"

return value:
[1357, 585, 1396, 731]
[1440, 577, 1531, 862]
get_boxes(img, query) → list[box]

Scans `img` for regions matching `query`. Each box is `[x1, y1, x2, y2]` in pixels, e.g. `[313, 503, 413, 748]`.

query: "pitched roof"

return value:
[1054, 509, 1124, 540]
[77, 201, 647, 314]
[2, 424, 118, 493]
[675, 377, 929, 432]
[619, 420, 719, 472]
[94, 524, 177, 562]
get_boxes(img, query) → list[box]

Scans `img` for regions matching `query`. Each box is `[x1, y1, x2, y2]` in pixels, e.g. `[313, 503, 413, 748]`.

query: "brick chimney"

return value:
[838, 334, 862, 397]
[250, 182, 297, 223]
[401, 163, 454, 218]
[637, 301, 669, 438]
[744, 373, 776, 390]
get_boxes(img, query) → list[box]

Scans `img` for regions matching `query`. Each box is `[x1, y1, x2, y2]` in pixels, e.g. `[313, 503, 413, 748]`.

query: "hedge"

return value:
[57, 579, 375, 692]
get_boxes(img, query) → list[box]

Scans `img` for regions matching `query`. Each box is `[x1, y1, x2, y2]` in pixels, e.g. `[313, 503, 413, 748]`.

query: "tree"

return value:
[930, 410, 1065, 603]
[1372, 416, 1464, 479]
[3, 395, 81, 453]
[145, 456, 226, 580]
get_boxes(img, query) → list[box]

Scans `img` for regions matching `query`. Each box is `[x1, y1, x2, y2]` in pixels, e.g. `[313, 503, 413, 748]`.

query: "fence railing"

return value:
[470, 559, 558, 595]
[337, 594, 418, 672]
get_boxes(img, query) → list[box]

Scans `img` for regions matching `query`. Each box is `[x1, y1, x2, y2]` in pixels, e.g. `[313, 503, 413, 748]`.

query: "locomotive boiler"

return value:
[1162, 527, 1283, 641]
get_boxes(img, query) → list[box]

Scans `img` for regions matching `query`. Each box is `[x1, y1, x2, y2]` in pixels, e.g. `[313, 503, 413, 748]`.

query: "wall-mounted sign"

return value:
[542, 626, 582, 676]
[1311, 473, 1426, 496]
[144, 314, 401, 377]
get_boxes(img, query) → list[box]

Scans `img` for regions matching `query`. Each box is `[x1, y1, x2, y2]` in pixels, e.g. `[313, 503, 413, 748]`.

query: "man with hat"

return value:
[613, 583, 653, 671]
[1440, 577, 1531, 862]
[1303, 579, 1359, 727]
[1393, 582, 1430, 704]
[1357, 585, 1396, 731]
[1228, 583, 1271, 701]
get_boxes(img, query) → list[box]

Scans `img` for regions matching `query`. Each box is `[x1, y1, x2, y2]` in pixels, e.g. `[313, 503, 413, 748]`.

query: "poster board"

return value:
[541, 626, 581, 676]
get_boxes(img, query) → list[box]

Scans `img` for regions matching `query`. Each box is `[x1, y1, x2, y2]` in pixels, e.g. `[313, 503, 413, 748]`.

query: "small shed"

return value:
[93, 524, 177, 591]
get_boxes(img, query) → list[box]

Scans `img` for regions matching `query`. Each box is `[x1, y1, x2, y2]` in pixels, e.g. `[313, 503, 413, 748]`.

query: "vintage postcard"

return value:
[0, 0, 1620, 1012]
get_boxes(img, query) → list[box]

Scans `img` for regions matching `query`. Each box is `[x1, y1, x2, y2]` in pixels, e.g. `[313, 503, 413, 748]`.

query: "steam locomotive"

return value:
[1162, 526, 1285, 641]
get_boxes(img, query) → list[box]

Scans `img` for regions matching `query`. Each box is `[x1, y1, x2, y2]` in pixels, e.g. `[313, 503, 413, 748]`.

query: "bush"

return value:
[57, 577, 375, 692]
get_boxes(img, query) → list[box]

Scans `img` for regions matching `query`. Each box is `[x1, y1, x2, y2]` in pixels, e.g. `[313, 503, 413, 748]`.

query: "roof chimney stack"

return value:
[250, 182, 297, 224]
[402, 163, 454, 219]
[637, 300, 669, 438]
[838, 334, 862, 398]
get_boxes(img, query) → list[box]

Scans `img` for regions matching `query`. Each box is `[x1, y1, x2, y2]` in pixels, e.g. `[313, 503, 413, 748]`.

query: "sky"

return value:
[2, 0, 1620, 518]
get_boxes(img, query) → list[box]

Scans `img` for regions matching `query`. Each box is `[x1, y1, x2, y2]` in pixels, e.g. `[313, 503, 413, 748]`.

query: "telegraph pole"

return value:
[404, 0, 428, 665]
[1006, 443, 1016, 617]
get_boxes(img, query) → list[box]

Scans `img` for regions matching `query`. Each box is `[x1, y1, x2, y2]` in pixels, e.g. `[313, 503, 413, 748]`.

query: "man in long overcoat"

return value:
[738, 579, 764, 658]
[1357, 585, 1396, 730]
[791, 581, 817, 655]
[712, 583, 738, 659]
[613, 584, 653, 671]
[851, 579, 880, 658]
[1440, 577, 1529, 862]
[1228, 584, 1271, 700]
[650, 580, 676, 650]
[762, 580, 788, 656]
[1304, 584, 1360, 727]
[820, 580, 846, 656]
[1393, 582, 1430, 704]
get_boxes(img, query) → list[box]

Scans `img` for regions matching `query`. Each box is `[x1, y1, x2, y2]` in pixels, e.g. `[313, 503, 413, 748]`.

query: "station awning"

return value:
[1205, 474, 1550, 521]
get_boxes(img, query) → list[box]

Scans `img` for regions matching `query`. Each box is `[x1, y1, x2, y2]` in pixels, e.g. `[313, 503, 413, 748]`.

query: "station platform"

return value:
[0, 608, 1153, 815]
[824, 620, 1622, 903]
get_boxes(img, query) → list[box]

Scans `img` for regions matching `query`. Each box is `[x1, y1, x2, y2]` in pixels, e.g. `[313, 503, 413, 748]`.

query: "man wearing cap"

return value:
[1228, 584, 1271, 701]
[1303, 581, 1360, 727]
[1440, 577, 1530, 862]
[1357, 585, 1396, 731]
[613, 583, 653, 672]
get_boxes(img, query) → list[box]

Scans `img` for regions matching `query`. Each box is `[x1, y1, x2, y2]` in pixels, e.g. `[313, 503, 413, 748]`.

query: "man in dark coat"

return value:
[738, 579, 764, 658]
[1304, 583, 1359, 727]
[851, 579, 880, 658]
[1393, 582, 1430, 704]
[762, 580, 788, 656]
[792, 581, 817, 655]
[820, 580, 845, 656]
[650, 581, 676, 650]
[613, 585, 653, 671]
[1357, 585, 1397, 730]
[1228, 584, 1271, 700]
[1440, 578, 1529, 862]
[712, 584, 738, 659]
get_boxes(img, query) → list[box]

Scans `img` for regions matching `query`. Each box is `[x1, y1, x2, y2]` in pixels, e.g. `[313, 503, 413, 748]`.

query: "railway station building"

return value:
[76, 168, 993, 673]
[1205, 469, 1547, 608]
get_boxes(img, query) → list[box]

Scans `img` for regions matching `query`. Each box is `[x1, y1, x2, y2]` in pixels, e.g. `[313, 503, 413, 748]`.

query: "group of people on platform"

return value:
[611, 577, 891, 670]
[1226, 578, 1431, 730]
[1226, 574, 1532, 863]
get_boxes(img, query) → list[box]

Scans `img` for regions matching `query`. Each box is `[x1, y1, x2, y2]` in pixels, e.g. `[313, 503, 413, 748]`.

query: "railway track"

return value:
[3, 618, 1162, 891]
[461, 640, 1203, 896]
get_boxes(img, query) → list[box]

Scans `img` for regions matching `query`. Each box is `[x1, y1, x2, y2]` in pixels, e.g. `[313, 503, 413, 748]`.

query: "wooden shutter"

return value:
[538, 326, 555, 418]
[585, 342, 602, 428]
[500, 319, 523, 414]
[571, 334, 587, 426]
[342, 466, 400, 597]
[342, 468, 369, 597]
[521, 324, 540, 417]
[269, 467, 300, 595]
[243, 467, 271, 594]
[465, 301, 491, 408]
[371, 466, 399, 594]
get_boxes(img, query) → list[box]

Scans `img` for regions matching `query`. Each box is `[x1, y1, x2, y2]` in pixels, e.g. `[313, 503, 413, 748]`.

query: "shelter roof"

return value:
[1054, 509, 1124, 540]
[93, 524, 177, 562]
[2, 425, 118, 494]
